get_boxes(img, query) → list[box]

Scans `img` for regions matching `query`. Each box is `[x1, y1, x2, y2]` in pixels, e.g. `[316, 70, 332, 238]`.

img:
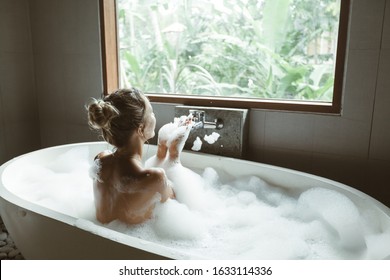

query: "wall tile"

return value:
[310, 153, 369, 194]
[348, 0, 386, 50]
[369, 50, 390, 160]
[0, 83, 6, 164]
[29, 0, 104, 147]
[67, 0, 101, 55]
[313, 115, 371, 158]
[0, 0, 40, 162]
[382, 0, 390, 49]
[66, 123, 97, 144]
[29, 0, 72, 54]
[63, 54, 103, 124]
[262, 148, 313, 174]
[248, 109, 266, 149]
[368, 159, 390, 207]
[0, 0, 32, 53]
[39, 121, 68, 148]
[29, 0, 100, 55]
[0, 53, 38, 123]
[55, 0, 100, 55]
[342, 50, 379, 121]
[246, 109, 266, 161]
[246, 144, 263, 163]
[264, 111, 315, 152]
[125, 102, 177, 146]
[33, 53, 67, 122]
[151, 103, 177, 130]
[0, 0, 28, 12]
[3, 121, 40, 160]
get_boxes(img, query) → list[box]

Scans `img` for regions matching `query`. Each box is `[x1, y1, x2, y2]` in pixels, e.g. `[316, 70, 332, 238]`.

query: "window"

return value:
[100, 0, 350, 113]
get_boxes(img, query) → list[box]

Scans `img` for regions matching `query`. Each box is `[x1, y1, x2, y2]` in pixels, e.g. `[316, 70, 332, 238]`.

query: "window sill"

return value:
[147, 93, 341, 114]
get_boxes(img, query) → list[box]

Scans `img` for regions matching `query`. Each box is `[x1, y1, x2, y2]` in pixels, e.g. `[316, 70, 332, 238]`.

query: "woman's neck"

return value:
[115, 133, 144, 160]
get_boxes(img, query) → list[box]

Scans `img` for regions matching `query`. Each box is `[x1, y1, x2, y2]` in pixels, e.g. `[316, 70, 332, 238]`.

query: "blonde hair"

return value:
[87, 88, 148, 147]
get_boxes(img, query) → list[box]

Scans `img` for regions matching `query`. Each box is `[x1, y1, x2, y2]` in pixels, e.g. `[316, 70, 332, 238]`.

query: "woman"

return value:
[87, 88, 190, 225]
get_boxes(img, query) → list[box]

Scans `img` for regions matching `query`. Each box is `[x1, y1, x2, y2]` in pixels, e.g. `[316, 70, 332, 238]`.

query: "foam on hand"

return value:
[8, 146, 390, 260]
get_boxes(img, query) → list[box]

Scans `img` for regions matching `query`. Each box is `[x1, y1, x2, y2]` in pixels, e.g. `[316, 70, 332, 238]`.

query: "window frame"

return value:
[100, 0, 350, 114]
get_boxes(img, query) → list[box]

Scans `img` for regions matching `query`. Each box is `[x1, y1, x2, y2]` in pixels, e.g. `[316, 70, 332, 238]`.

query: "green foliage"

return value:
[117, 0, 341, 101]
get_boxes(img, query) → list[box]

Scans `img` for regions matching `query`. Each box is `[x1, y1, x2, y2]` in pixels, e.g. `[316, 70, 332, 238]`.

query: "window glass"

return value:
[117, 0, 343, 104]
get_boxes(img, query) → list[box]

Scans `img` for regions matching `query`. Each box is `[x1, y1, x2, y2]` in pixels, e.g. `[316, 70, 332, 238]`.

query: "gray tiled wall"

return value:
[0, 0, 40, 163]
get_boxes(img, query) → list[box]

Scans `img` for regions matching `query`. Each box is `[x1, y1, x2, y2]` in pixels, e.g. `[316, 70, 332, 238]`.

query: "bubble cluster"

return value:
[5, 146, 390, 259]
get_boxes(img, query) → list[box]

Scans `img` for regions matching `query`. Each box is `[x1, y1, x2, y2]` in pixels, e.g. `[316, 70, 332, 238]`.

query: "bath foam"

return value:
[191, 137, 202, 151]
[165, 164, 206, 211]
[7, 146, 95, 220]
[153, 199, 207, 240]
[8, 147, 390, 259]
[204, 132, 220, 144]
[297, 187, 366, 251]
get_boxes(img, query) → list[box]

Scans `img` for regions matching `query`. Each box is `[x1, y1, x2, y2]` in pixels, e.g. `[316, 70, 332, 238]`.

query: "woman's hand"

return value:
[156, 115, 193, 162]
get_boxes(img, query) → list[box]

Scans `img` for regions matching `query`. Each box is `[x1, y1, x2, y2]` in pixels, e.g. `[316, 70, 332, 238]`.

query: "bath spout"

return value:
[189, 109, 224, 130]
[204, 118, 224, 129]
[192, 121, 204, 130]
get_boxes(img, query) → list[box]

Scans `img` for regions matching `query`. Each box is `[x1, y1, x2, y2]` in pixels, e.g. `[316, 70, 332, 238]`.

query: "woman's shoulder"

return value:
[94, 150, 113, 161]
[90, 150, 115, 183]
[142, 167, 166, 182]
[132, 167, 168, 191]
[140, 167, 173, 200]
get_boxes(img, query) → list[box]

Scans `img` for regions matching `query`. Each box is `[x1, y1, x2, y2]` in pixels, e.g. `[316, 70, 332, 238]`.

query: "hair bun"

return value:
[87, 99, 119, 130]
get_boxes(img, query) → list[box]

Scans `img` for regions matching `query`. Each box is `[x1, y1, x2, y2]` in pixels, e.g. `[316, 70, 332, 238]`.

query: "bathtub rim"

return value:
[2, 141, 390, 223]
[1, 141, 390, 259]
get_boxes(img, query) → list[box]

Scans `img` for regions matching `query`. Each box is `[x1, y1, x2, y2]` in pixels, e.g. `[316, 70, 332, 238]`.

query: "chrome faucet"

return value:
[189, 110, 224, 129]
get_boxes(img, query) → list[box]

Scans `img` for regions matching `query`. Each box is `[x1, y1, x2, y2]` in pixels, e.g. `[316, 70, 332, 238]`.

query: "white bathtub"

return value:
[1, 142, 390, 260]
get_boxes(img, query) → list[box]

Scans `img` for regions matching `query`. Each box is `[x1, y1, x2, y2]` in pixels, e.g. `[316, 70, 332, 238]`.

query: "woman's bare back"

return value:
[92, 151, 174, 224]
